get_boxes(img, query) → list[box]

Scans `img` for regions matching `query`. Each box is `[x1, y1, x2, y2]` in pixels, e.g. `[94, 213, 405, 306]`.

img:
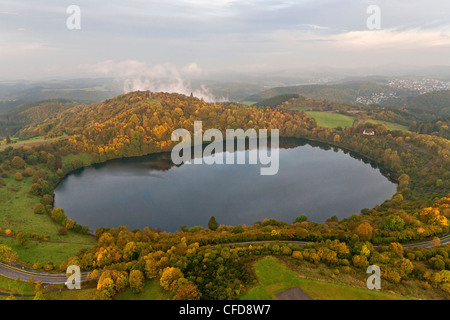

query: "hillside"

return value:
[245, 81, 413, 104]
[253, 94, 300, 108]
[381, 90, 450, 118]
[0, 79, 120, 108]
[16, 91, 315, 157]
[0, 99, 79, 138]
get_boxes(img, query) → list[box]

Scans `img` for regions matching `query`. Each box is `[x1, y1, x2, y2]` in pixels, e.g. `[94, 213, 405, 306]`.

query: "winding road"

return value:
[0, 262, 90, 285]
[1, 232, 449, 285]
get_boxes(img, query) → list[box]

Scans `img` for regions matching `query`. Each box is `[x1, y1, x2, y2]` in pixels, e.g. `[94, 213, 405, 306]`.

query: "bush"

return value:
[40, 194, 54, 206]
[58, 227, 68, 235]
[429, 257, 446, 270]
[188, 226, 203, 233]
[232, 226, 245, 234]
[51, 208, 67, 225]
[292, 251, 303, 260]
[22, 168, 34, 177]
[11, 156, 25, 169]
[14, 173, 23, 181]
[34, 203, 47, 215]
[16, 232, 31, 247]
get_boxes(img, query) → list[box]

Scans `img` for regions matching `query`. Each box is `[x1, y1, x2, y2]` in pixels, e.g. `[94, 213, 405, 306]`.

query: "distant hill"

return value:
[0, 99, 80, 138]
[245, 81, 404, 103]
[0, 86, 119, 106]
[0, 78, 121, 112]
[253, 94, 300, 108]
[381, 90, 450, 118]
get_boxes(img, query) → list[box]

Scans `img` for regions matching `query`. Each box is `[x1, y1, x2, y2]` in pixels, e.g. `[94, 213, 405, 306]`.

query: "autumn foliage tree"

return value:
[173, 280, 201, 300]
[11, 156, 25, 169]
[129, 270, 145, 294]
[0, 245, 17, 262]
[354, 222, 374, 241]
[160, 267, 184, 292]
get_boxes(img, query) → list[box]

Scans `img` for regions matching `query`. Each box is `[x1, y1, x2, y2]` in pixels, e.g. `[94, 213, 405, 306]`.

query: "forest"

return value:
[0, 90, 449, 300]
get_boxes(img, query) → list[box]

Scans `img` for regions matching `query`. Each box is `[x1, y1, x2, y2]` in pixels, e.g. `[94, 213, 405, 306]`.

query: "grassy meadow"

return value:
[240, 257, 413, 300]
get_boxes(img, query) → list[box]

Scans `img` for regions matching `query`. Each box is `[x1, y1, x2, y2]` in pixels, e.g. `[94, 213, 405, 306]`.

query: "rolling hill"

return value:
[381, 90, 450, 118]
[245, 80, 412, 104]
[0, 99, 79, 138]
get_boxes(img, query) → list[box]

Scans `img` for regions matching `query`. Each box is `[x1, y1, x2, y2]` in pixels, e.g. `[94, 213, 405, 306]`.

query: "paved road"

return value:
[0, 263, 90, 284]
[1, 232, 449, 284]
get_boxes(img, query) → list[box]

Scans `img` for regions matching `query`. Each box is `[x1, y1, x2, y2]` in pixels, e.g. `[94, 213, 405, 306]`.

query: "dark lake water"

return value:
[54, 139, 397, 232]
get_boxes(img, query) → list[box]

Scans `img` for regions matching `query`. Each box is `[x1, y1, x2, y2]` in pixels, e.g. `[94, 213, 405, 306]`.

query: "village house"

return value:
[363, 129, 375, 136]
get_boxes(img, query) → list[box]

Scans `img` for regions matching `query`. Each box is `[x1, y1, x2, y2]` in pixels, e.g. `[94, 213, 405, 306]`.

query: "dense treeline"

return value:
[253, 94, 300, 108]
[62, 216, 450, 300]
[19, 91, 316, 158]
[278, 95, 364, 113]
[409, 119, 450, 140]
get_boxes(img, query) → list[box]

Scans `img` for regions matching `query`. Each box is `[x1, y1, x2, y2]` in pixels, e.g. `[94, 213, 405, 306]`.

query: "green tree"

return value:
[16, 232, 30, 247]
[294, 215, 308, 223]
[51, 208, 67, 225]
[380, 215, 405, 231]
[208, 216, 218, 231]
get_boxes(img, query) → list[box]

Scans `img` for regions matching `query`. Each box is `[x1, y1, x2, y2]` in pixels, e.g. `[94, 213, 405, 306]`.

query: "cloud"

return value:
[79, 60, 225, 102]
[0, 41, 52, 58]
[181, 62, 206, 77]
[264, 26, 450, 50]
[331, 28, 450, 50]
[1, 0, 450, 79]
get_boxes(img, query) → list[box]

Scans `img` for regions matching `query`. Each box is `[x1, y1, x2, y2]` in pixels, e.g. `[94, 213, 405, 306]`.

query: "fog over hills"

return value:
[1, 63, 450, 110]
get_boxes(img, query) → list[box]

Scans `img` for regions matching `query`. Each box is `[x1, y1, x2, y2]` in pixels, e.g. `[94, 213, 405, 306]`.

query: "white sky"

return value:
[0, 0, 449, 80]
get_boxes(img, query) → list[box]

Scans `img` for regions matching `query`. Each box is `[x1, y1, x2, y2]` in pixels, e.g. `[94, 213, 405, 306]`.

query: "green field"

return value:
[303, 111, 407, 131]
[0, 136, 68, 151]
[0, 136, 44, 147]
[0, 275, 97, 300]
[0, 159, 95, 266]
[240, 257, 412, 300]
[305, 111, 355, 128]
[0, 236, 94, 266]
[0, 275, 35, 299]
[115, 279, 171, 300]
[44, 287, 97, 300]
